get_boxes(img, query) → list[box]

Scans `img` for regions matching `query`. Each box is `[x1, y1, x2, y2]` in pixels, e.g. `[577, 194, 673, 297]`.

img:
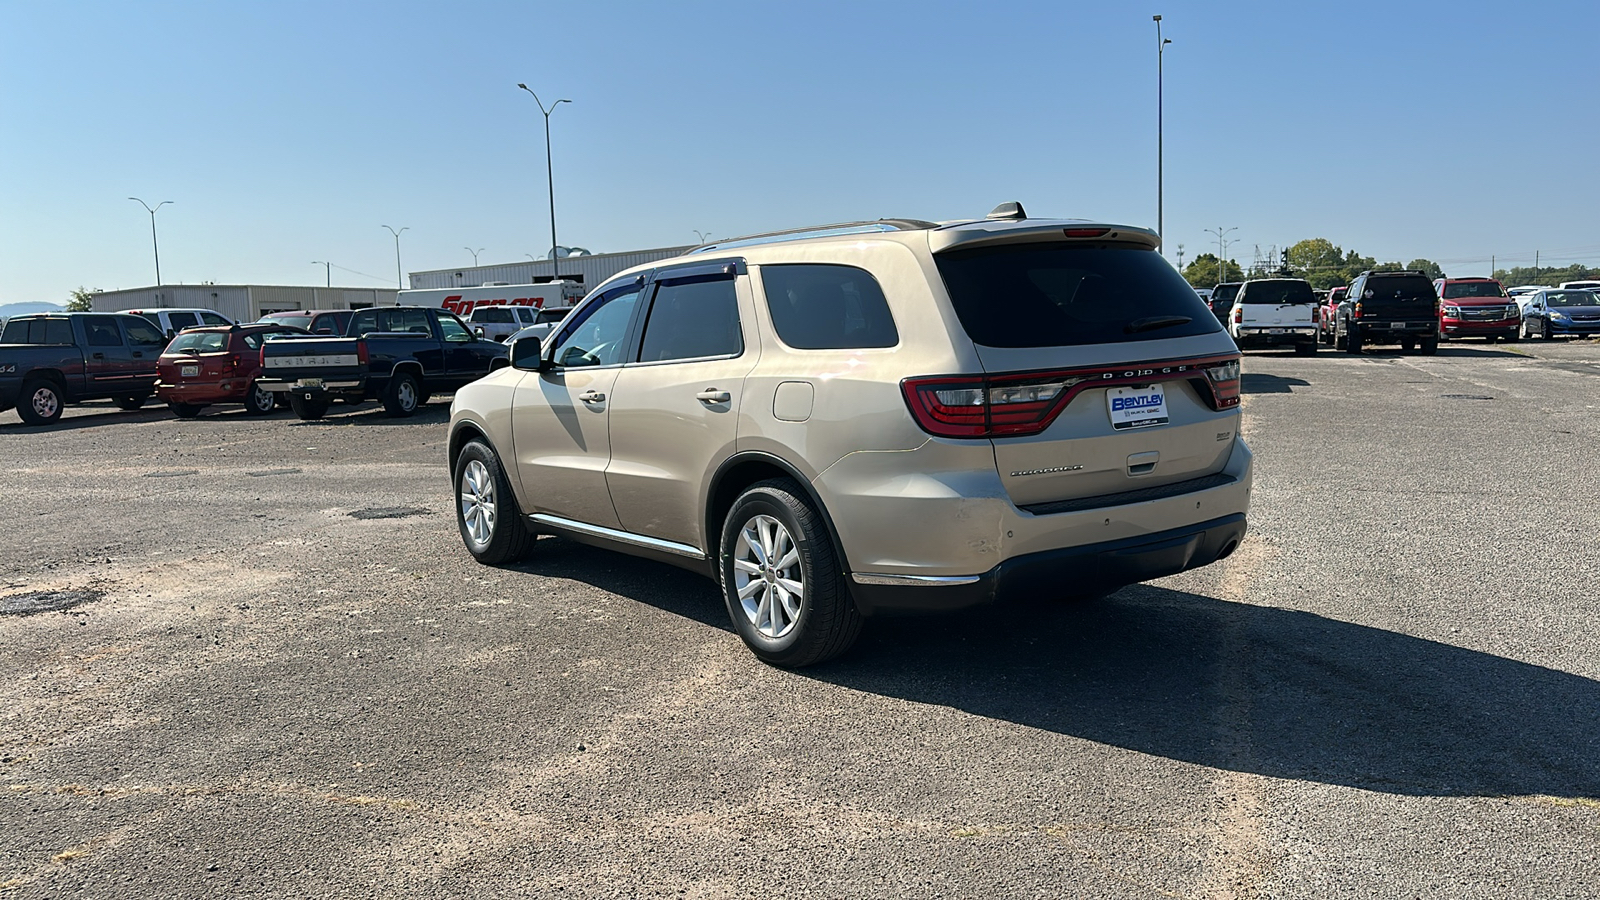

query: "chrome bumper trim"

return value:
[851, 572, 982, 587]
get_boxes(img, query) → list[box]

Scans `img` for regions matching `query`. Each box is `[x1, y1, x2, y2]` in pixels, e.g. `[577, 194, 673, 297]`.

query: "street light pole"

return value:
[465, 247, 484, 266]
[1153, 16, 1171, 252]
[128, 197, 173, 286]
[312, 261, 331, 287]
[693, 230, 712, 244]
[1205, 226, 1239, 282]
[517, 83, 571, 281]
[382, 225, 408, 288]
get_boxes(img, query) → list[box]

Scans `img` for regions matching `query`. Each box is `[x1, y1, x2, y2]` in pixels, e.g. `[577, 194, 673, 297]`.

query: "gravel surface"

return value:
[2, 341, 1597, 898]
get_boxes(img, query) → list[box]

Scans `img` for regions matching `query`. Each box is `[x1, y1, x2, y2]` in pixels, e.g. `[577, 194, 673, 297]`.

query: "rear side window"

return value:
[761, 264, 899, 349]
[639, 275, 742, 362]
[1363, 275, 1436, 300]
[935, 245, 1222, 347]
[1442, 281, 1506, 299]
[1240, 281, 1315, 304]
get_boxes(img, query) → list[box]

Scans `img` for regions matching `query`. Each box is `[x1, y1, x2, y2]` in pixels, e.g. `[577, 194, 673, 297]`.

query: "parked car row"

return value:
[1, 306, 508, 425]
[1211, 272, 1600, 356]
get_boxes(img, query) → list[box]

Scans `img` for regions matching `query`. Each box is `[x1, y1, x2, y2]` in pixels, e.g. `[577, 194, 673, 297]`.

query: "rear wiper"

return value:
[1125, 315, 1192, 334]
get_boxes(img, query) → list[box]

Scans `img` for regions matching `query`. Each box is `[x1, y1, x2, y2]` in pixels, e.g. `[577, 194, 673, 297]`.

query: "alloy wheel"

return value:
[732, 513, 804, 639]
[459, 459, 497, 547]
[31, 386, 59, 420]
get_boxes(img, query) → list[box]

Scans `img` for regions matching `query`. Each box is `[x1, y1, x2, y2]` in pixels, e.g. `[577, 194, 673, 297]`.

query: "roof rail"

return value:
[686, 219, 939, 255]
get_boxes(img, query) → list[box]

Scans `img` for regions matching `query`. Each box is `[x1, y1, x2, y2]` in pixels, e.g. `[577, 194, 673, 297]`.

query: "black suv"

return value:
[1332, 270, 1440, 355]
[1209, 282, 1242, 321]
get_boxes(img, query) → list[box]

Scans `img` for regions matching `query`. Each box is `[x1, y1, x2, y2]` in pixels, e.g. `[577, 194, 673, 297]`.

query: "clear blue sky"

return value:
[2, 0, 1595, 303]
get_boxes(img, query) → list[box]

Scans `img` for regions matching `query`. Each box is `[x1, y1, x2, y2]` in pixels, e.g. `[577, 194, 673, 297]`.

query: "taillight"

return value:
[357, 342, 369, 365]
[1353, 301, 1363, 319]
[228, 353, 241, 371]
[1232, 304, 1243, 324]
[902, 354, 1241, 439]
[1063, 227, 1110, 238]
[1202, 360, 1241, 409]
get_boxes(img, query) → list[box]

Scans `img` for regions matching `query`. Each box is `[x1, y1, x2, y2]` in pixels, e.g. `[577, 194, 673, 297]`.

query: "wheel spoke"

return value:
[777, 548, 799, 570]
[738, 579, 763, 600]
[733, 558, 761, 575]
[755, 587, 773, 633]
[743, 525, 767, 566]
[777, 577, 804, 598]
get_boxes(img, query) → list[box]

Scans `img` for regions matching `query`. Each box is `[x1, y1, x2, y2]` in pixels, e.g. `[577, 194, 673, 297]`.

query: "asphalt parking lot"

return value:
[3, 339, 1598, 898]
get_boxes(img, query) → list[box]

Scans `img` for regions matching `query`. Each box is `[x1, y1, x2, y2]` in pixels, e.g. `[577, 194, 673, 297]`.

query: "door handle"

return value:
[132, 351, 143, 358]
[92, 352, 105, 359]
[696, 388, 731, 403]
[579, 390, 606, 403]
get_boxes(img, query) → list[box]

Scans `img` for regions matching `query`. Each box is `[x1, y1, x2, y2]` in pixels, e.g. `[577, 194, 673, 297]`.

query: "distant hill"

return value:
[0, 301, 65, 319]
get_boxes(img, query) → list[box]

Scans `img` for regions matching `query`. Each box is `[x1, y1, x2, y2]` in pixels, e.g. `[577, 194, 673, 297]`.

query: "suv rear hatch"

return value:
[922, 238, 1242, 509]
[1358, 273, 1437, 322]
[1236, 279, 1317, 330]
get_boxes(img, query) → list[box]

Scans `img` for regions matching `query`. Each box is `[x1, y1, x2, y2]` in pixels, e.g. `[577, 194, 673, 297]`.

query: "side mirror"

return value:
[510, 336, 546, 372]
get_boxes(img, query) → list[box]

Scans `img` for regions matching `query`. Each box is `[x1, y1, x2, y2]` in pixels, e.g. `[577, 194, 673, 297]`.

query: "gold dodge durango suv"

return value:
[448, 203, 1252, 666]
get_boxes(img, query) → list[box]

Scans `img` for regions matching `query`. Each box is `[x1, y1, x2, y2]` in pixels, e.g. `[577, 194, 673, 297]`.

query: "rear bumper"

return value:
[849, 513, 1247, 614]
[155, 380, 250, 404]
[1350, 321, 1436, 341]
[1232, 326, 1316, 348]
[257, 378, 366, 395]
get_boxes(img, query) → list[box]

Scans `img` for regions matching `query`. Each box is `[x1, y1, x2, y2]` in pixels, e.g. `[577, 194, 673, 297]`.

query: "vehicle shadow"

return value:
[0, 406, 169, 433]
[800, 584, 1600, 799]
[1357, 346, 1526, 359]
[508, 536, 731, 631]
[282, 404, 452, 427]
[1241, 373, 1310, 394]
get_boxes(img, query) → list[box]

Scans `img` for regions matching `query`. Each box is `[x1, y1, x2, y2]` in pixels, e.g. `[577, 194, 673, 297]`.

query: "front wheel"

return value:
[454, 439, 535, 564]
[243, 381, 276, 415]
[720, 479, 861, 667]
[383, 372, 421, 417]
[288, 393, 330, 420]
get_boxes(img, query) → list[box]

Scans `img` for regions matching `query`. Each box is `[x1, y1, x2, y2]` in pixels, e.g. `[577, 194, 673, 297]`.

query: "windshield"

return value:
[1442, 281, 1506, 299]
[166, 331, 229, 353]
[1240, 280, 1314, 304]
[935, 244, 1221, 347]
[1546, 291, 1598, 308]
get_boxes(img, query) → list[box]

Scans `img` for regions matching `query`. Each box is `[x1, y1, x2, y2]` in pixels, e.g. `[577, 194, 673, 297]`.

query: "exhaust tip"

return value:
[1215, 539, 1239, 561]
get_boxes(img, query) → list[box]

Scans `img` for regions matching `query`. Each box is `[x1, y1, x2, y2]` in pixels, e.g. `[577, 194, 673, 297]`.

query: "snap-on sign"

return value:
[441, 295, 549, 316]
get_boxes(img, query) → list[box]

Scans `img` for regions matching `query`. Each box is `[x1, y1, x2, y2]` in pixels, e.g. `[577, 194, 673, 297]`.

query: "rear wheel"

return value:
[1418, 339, 1438, 356]
[383, 372, 420, 417]
[168, 402, 203, 418]
[243, 381, 275, 415]
[1344, 323, 1363, 354]
[1400, 338, 1415, 353]
[1294, 341, 1316, 356]
[114, 394, 149, 411]
[16, 377, 64, 426]
[288, 393, 330, 420]
[454, 439, 535, 564]
[720, 479, 861, 667]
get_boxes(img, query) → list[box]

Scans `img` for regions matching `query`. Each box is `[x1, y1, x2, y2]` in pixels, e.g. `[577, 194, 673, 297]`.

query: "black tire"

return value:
[1345, 323, 1363, 354]
[1400, 338, 1415, 353]
[454, 439, 535, 565]
[113, 394, 149, 411]
[1320, 323, 1334, 345]
[243, 381, 275, 416]
[383, 372, 421, 417]
[288, 393, 330, 420]
[1486, 335, 1499, 344]
[1333, 321, 1347, 351]
[719, 478, 861, 667]
[168, 402, 204, 418]
[1541, 319, 1552, 340]
[1418, 339, 1438, 356]
[1294, 341, 1316, 356]
[16, 377, 65, 426]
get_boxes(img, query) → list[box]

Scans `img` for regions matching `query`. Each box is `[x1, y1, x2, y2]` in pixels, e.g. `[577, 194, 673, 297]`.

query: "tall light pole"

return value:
[128, 197, 173, 286]
[382, 225, 408, 288]
[465, 247, 484, 266]
[1153, 15, 1171, 251]
[693, 230, 712, 244]
[312, 260, 331, 287]
[1205, 226, 1239, 282]
[516, 83, 571, 281]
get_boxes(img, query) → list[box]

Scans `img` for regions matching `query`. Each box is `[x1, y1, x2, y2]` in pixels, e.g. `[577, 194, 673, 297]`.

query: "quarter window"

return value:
[638, 275, 742, 362]
[761, 264, 898, 349]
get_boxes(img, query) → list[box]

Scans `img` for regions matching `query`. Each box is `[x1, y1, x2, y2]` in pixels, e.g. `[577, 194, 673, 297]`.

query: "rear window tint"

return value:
[1239, 280, 1315, 304]
[472, 307, 516, 323]
[167, 312, 199, 331]
[1, 318, 73, 344]
[1212, 283, 1241, 303]
[167, 332, 229, 352]
[1442, 281, 1506, 299]
[761, 264, 899, 349]
[1362, 275, 1436, 301]
[935, 245, 1222, 347]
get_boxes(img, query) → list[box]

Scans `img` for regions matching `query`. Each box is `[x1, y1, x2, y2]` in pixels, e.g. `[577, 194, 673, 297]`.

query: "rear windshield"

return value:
[1240, 280, 1314, 304]
[1212, 283, 1241, 303]
[1546, 291, 1598, 307]
[1442, 281, 1506, 299]
[166, 331, 229, 352]
[935, 244, 1222, 347]
[536, 308, 569, 324]
[1362, 275, 1436, 301]
[471, 307, 516, 323]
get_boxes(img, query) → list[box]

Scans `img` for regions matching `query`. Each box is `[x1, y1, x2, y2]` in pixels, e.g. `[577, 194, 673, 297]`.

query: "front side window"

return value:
[83, 316, 124, 347]
[200, 312, 230, 325]
[638, 275, 742, 362]
[550, 284, 642, 367]
[438, 315, 473, 342]
[122, 317, 168, 348]
[937, 245, 1222, 347]
[761, 264, 898, 349]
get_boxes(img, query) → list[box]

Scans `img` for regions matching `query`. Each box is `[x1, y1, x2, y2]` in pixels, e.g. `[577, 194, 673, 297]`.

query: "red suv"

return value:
[1434, 277, 1520, 343]
[1318, 286, 1348, 344]
[155, 324, 305, 417]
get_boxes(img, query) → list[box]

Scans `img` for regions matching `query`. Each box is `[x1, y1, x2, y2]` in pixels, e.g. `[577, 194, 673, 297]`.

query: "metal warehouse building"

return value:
[91, 285, 399, 322]
[406, 246, 692, 291]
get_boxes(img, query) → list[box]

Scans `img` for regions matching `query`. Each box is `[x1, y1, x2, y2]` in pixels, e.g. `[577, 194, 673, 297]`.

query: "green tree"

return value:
[1286, 238, 1347, 289]
[1183, 253, 1244, 288]
[1492, 263, 1600, 287]
[66, 287, 98, 312]
[1405, 259, 1445, 280]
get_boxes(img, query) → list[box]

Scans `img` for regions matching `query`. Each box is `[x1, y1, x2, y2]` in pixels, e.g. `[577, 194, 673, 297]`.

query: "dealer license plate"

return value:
[1268, 328, 1285, 334]
[1107, 384, 1169, 430]
[1390, 322, 1405, 329]
[295, 378, 323, 389]
[180, 365, 199, 377]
